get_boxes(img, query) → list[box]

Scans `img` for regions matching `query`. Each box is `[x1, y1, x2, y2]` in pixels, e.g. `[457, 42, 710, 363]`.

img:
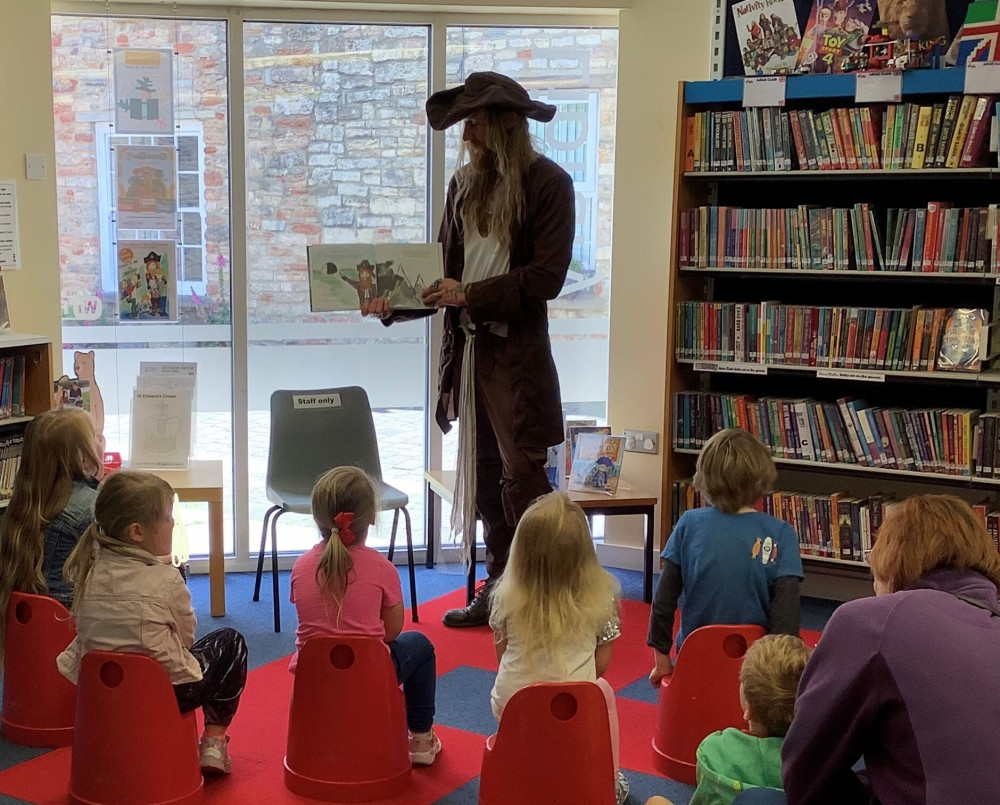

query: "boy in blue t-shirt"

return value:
[648, 428, 803, 685]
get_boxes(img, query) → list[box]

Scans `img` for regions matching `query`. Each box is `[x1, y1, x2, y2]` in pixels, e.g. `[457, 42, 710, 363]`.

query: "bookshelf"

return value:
[664, 70, 1000, 599]
[0, 334, 53, 506]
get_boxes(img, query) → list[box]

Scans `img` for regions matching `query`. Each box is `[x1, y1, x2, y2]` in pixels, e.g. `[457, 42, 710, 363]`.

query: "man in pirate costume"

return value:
[364, 72, 574, 627]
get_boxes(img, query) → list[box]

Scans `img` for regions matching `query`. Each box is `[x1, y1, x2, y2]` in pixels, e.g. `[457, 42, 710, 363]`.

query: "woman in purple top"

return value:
[780, 494, 1000, 805]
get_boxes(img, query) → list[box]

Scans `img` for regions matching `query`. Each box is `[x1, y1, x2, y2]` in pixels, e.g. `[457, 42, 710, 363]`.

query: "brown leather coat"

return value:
[395, 155, 575, 450]
[440, 155, 574, 451]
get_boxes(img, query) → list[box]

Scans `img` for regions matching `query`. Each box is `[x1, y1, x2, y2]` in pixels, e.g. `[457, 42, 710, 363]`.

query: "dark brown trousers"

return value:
[473, 330, 555, 578]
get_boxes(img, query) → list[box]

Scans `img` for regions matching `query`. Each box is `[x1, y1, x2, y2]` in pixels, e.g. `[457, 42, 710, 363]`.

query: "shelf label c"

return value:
[743, 76, 786, 108]
[816, 369, 886, 383]
[855, 71, 902, 104]
[693, 361, 768, 375]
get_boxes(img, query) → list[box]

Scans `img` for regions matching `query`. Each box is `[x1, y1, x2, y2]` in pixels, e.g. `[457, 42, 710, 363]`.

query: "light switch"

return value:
[25, 154, 45, 181]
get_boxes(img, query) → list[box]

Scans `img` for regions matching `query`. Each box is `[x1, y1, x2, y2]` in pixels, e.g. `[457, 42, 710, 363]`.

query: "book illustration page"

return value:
[308, 244, 379, 313]
[117, 240, 177, 322]
[373, 244, 444, 309]
[568, 433, 625, 496]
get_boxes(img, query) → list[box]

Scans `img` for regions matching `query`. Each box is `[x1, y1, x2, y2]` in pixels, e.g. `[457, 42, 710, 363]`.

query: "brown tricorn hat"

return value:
[425, 71, 557, 131]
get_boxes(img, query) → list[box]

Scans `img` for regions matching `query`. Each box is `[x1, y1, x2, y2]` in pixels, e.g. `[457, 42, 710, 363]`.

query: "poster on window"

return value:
[116, 240, 177, 322]
[116, 145, 177, 230]
[113, 48, 174, 135]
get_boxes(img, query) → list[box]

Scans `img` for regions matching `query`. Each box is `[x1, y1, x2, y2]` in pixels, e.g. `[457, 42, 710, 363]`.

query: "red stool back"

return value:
[69, 650, 202, 805]
[284, 635, 410, 801]
[479, 681, 616, 805]
[652, 623, 766, 784]
[1, 592, 77, 746]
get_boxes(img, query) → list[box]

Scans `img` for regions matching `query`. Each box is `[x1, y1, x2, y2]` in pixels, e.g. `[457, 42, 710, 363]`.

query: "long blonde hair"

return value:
[489, 492, 620, 673]
[0, 408, 102, 645]
[454, 108, 537, 248]
[63, 470, 174, 615]
[310, 466, 379, 608]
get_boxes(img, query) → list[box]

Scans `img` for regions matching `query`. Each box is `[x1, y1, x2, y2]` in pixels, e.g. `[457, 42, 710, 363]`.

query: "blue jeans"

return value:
[733, 790, 787, 805]
[388, 631, 436, 733]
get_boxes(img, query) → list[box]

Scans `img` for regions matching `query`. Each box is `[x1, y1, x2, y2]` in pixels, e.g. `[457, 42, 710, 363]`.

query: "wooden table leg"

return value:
[644, 505, 655, 604]
[209, 499, 226, 617]
[425, 481, 436, 569]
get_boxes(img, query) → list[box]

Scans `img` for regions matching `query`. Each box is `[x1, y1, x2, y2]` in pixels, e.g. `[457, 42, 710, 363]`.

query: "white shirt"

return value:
[490, 611, 621, 721]
[462, 229, 510, 337]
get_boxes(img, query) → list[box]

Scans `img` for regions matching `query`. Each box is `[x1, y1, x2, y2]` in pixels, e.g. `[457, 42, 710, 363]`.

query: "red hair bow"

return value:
[333, 511, 356, 546]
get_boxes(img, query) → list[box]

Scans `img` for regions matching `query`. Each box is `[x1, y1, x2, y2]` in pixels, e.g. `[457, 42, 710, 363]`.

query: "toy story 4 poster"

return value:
[113, 48, 174, 135]
[117, 241, 177, 322]
[797, 0, 877, 73]
[733, 0, 803, 75]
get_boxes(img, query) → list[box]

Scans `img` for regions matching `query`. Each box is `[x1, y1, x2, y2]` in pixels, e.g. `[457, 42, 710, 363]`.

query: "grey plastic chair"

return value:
[251, 386, 417, 631]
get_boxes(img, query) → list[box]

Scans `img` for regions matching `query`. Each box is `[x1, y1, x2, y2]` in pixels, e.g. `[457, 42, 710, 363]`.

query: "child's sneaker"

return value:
[408, 729, 442, 766]
[615, 770, 629, 804]
[199, 735, 232, 775]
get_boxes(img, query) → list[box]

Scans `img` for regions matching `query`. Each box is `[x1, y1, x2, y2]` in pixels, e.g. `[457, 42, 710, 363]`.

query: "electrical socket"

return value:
[623, 429, 659, 454]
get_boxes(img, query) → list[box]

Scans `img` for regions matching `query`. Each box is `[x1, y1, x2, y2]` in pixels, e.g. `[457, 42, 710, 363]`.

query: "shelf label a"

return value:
[743, 76, 786, 108]
[854, 71, 902, 104]
[694, 361, 768, 375]
[964, 62, 1000, 95]
[816, 369, 886, 383]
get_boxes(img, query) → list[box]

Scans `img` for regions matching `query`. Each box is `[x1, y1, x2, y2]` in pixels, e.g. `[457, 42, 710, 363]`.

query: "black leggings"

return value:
[173, 627, 248, 727]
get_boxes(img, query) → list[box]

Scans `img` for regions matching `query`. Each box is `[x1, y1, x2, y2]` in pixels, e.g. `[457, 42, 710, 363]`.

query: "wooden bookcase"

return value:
[0, 334, 53, 510]
[663, 71, 1000, 599]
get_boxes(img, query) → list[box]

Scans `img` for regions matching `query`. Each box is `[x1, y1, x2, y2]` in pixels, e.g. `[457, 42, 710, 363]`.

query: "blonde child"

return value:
[290, 466, 441, 766]
[57, 470, 247, 775]
[643, 635, 811, 805]
[648, 429, 803, 686]
[0, 407, 103, 647]
[489, 492, 627, 805]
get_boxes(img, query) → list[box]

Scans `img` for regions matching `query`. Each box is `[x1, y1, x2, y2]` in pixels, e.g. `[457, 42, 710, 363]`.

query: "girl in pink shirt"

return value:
[290, 466, 441, 766]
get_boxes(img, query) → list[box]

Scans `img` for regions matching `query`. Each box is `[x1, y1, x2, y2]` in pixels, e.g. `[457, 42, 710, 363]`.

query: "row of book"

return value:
[673, 391, 981, 477]
[0, 356, 27, 420]
[0, 433, 24, 502]
[683, 97, 995, 173]
[672, 480, 884, 563]
[678, 204, 999, 274]
[674, 479, 1000, 562]
[675, 303, 989, 373]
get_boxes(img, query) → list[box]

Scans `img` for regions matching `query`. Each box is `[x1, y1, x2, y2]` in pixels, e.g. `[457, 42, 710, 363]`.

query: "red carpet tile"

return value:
[0, 589, 821, 804]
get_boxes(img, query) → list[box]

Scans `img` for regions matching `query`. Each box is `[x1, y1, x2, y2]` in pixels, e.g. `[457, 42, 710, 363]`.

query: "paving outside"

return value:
[103, 408, 458, 559]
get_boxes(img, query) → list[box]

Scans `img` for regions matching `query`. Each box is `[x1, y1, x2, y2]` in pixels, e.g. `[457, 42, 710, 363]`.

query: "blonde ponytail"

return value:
[311, 467, 379, 609]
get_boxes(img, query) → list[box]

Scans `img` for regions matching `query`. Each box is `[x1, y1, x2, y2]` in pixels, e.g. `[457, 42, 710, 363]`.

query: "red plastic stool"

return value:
[1, 592, 78, 747]
[285, 635, 410, 801]
[69, 651, 202, 805]
[479, 681, 616, 805]
[652, 624, 766, 784]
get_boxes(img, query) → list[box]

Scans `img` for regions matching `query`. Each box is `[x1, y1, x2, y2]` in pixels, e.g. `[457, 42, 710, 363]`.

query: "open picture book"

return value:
[307, 243, 444, 313]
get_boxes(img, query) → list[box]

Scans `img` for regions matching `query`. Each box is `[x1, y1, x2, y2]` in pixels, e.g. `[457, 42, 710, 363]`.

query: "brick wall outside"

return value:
[51, 16, 617, 328]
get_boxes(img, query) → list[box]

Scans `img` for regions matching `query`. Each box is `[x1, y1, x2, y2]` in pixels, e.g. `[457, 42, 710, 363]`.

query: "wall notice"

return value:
[0, 181, 21, 270]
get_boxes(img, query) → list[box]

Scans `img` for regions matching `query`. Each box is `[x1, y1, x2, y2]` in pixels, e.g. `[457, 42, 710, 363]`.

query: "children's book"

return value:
[733, 0, 803, 75]
[53, 377, 91, 413]
[307, 243, 444, 313]
[796, 0, 876, 73]
[565, 421, 609, 477]
[568, 433, 626, 496]
[937, 308, 989, 371]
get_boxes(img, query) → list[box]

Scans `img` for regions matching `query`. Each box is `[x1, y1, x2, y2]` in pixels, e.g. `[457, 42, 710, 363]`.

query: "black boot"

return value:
[443, 578, 496, 628]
